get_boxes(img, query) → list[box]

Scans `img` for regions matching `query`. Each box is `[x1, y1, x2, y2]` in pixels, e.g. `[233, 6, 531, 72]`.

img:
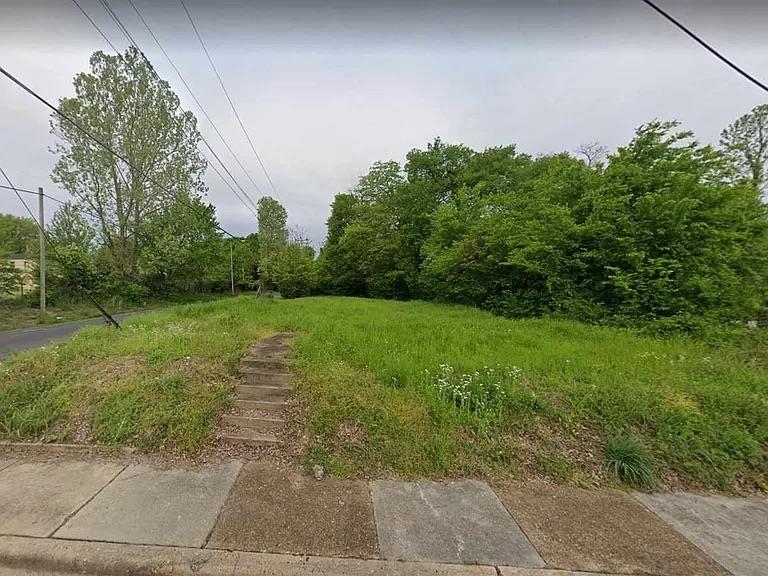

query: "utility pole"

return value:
[38, 187, 46, 317]
[230, 242, 235, 295]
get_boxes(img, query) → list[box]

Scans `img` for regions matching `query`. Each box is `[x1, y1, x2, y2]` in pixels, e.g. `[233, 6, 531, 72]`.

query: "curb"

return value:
[0, 442, 129, 457]
[0, 536, 610, 576]
[0, 536, 495, 576]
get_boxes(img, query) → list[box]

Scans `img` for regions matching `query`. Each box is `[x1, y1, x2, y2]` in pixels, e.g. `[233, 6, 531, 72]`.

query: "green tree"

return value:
[590, 120, 768, 328]
[0, 260, 23, 295]
[139, 200, 222, 293]
[720, 103, 768, 195]
[0, 213, 37, 257]
[49, 202, 95, 252]
[46, 202, 99, 299]
[230, 233, 260, 289]
[273, 242, 316, 298]
[319, 125, 768, 331]
[256, 196, 288, 290]
[50, 47, 207, 280]
[317, 193, 365, 295]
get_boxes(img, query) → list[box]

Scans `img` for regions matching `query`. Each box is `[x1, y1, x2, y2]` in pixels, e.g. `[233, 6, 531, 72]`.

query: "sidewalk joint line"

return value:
[486, 482, 544, 564]
[630, 492, 731, 576]
[48, 464, 127, 538]
[201, 462, 245, 549]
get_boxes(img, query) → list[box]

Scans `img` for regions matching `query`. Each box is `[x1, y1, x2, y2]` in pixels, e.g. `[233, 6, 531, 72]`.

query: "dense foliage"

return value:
[0, 214, 37, 258]
[3, 46, 767, 334]
[318, 121, 768, 331]
[2, 48, 313, 311]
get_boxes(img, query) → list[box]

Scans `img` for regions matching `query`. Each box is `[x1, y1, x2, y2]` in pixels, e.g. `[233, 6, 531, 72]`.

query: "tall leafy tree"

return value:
[584, 121, 767, 327]
[46, 202, 99, 298]
[139, 200, 222, 293]
[49, 202, 95, 252]
[0, 260, 23, 295]
[319, 122, 768, 331]
[0, 214, 37, 257]
[50, 47, 207, 279]
[720, 103, 768, 195]
[256, 196, 288, 290]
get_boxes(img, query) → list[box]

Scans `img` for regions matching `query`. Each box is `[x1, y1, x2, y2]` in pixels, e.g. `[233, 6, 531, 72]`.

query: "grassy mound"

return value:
[1, 295, 766, 491]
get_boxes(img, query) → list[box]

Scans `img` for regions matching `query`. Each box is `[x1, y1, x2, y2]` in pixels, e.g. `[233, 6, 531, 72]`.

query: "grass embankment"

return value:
[1, 296, 766, 492]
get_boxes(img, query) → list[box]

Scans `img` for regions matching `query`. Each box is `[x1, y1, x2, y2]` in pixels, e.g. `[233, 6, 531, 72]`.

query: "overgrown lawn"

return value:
[1, 295, 766, 492]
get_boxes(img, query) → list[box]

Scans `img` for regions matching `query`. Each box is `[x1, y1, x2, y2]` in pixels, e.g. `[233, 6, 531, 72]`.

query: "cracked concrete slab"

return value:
[207, 462, 377, 557]
[494, 481, 727, 575]
[0, 461, 123, 537]
[636, 492, 768, 576]
[372, 479, 544, 567]
[55, 461, 241, 547]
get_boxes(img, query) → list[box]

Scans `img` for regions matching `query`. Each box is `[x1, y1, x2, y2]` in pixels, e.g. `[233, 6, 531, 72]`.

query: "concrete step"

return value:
[232, 399, 286, 412]
[240, 357, 291, 371]
[222, 414, 284, 431]
[239, 369, 292, 386]
[236, 384, 292, 401]
[219, 430, 279, 447]
[272, 331, 298, 339]
[255, 339, 291, 347]
[249, 347, 290, 358]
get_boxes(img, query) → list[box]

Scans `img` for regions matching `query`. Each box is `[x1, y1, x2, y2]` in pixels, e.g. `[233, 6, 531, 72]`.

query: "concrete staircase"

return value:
[219, 332, 295, 447]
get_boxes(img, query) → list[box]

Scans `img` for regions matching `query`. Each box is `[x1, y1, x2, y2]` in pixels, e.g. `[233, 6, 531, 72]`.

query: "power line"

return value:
[98, 0, 141, 49]
[90, 0, 259, 216]
[0, 64, 239, 240]
[71, 0, 121, 54]
[0, 184, 66, 204]
[641, 0, 768, 94]
[124, 0, 261, 213]
[0, 165, 121, 328]
[179, 0, 282, 201]
[70, 0, 143, 211]
[67, 0, 256, 225]
[200, 140, 257, 218]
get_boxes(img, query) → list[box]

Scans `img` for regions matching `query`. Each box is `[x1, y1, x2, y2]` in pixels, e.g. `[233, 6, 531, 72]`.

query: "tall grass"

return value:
[1, 295, 766, 491]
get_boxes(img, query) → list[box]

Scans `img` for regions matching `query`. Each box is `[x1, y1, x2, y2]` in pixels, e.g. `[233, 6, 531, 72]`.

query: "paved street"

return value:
[0, 312, 135, 360]
[0, 457, 765, 575]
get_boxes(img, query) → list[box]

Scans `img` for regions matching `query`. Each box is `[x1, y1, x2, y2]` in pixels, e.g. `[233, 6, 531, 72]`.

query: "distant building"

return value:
[6, 254, 35, 291]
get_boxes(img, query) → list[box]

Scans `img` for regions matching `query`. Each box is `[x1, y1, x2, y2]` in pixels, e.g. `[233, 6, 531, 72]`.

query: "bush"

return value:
[604, 434, 656, 488]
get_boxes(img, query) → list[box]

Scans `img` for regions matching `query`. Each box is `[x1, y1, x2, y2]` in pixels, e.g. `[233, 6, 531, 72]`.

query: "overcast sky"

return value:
[1, 0, 766, 245]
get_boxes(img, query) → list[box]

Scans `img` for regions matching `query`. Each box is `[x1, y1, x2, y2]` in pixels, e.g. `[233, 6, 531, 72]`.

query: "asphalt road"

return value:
[0, 313, 135, 360]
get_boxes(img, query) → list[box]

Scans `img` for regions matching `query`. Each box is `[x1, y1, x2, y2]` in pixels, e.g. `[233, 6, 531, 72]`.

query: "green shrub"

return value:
[604, 434, 656, 488]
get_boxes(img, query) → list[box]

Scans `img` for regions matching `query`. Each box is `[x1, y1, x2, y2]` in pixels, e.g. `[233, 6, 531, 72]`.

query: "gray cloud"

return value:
[1, 0, 766, 245]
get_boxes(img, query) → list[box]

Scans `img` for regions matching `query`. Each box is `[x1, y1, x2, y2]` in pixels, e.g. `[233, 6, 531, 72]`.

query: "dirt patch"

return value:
[337, 420, 368, 445]
[161, 356, 236, 387]
[45, 408, 92, 444]
[78, 356, 147, 390]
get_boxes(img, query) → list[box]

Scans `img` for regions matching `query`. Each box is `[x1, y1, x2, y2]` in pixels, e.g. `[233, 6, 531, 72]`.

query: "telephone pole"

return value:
[38, 187, 46, 316]
[230, 242, 235, 295]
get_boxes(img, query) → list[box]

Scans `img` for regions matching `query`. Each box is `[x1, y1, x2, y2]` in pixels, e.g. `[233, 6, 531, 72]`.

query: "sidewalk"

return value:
[0, 457, 765, 576]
